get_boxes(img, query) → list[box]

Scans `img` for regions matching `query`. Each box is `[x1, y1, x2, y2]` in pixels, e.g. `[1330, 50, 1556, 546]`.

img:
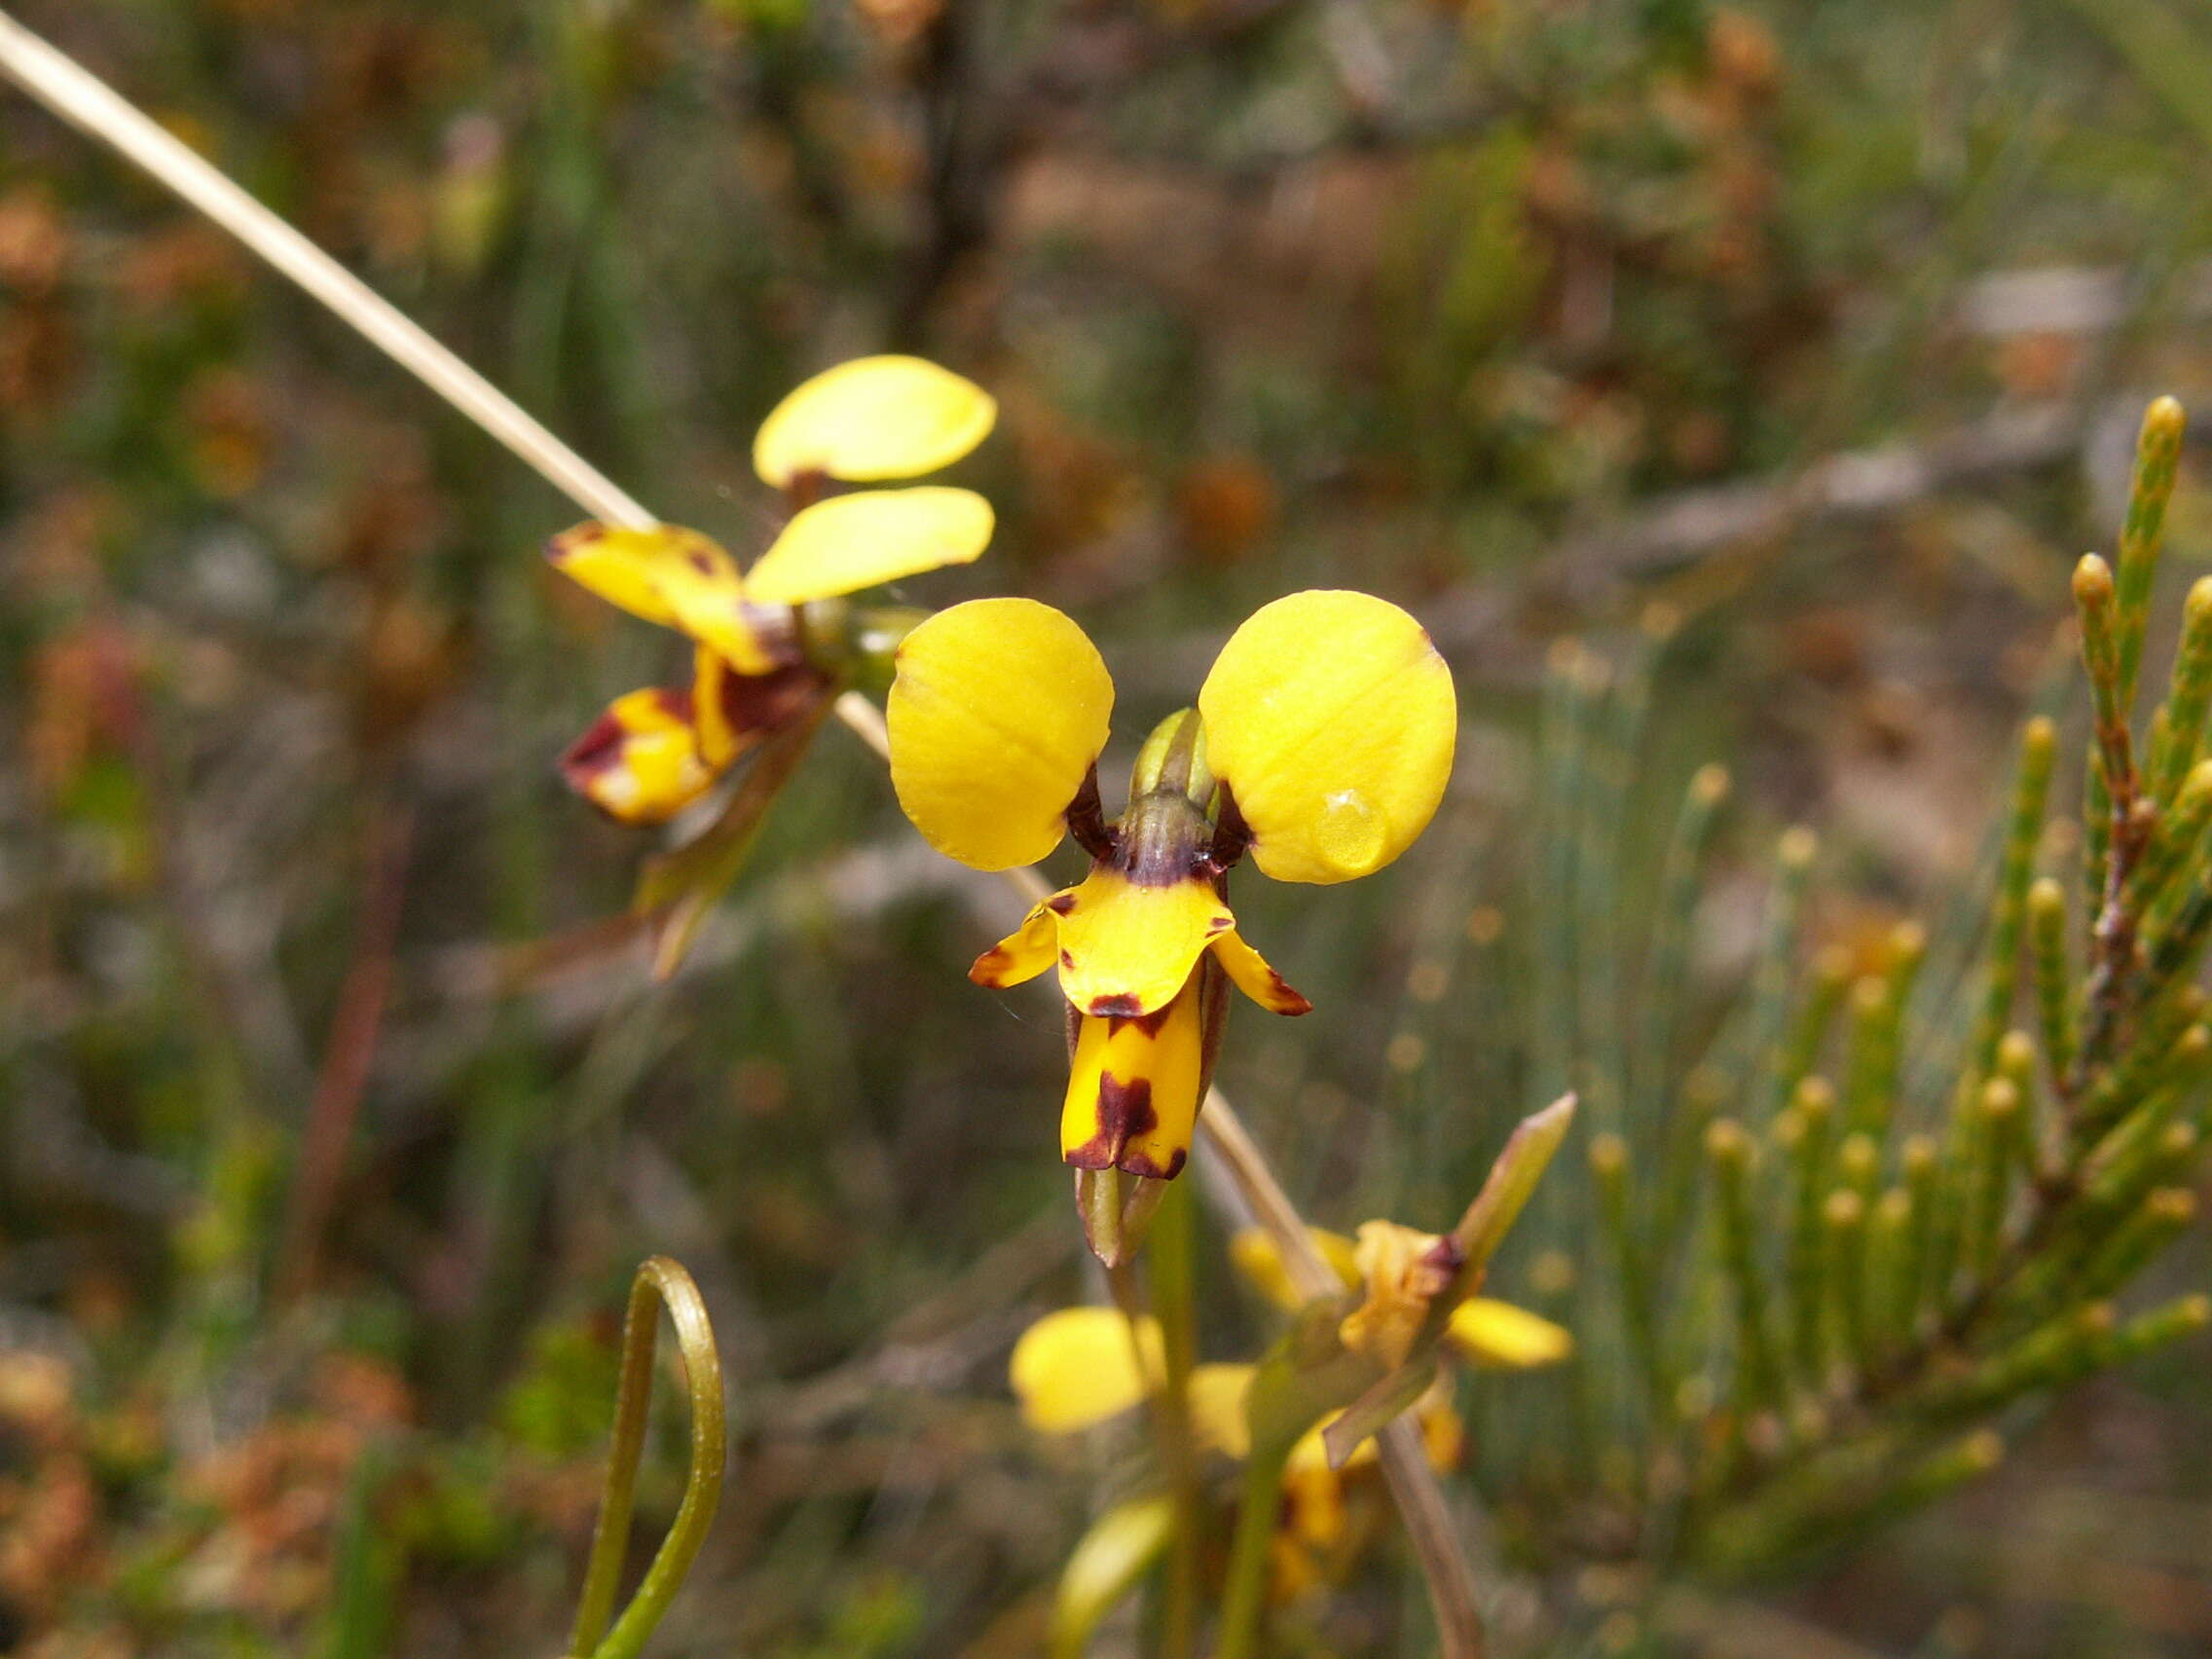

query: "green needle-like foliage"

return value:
[1503, 395, 2212, 1618]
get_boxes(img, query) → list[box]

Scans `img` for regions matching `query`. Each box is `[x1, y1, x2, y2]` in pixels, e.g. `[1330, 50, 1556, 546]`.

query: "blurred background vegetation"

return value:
[8, 0, 2212, 1653]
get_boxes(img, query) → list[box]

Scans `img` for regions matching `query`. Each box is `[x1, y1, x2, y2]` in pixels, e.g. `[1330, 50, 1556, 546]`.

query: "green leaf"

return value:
[1319, 1356, 1441, 1471]
[1450, 1092, 1577, 1283]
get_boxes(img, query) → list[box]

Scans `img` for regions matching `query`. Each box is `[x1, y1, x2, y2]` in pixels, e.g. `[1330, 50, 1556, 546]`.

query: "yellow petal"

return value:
[753, 354, 997, 488]
[1228, 1227, 1361, 1311]
[544, 522, 779, 675]
[888, 598, 1114, 870]
[970, 900, 1061, 989]
[1286, 1419, 1376, 1477]
[559, 686, 717, 826]
[1010, 1307, 1161, 1433]
[1419, 1388, 1467, 1471]
[1198, 591, 1456, 885]
[1208, 926, 1312, 1015]
[1445, 1299, 1574, 1369]
[742, 487, 994, 606]
[1061, 984, 1205, 1180]
[1051, 1497, 1176, 1659]
[1054, 867, 1233, 1019]
[1186, 1363, 1255, 1459]
[545, 522, 700, 628]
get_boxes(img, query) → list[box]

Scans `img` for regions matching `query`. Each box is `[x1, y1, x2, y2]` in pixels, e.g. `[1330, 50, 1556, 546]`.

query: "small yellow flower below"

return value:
[1230, 1225, 1572, 1371]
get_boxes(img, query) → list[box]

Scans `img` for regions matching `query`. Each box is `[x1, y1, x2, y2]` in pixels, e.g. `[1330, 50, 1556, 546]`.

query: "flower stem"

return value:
[1103, 1243, 1198, 1659]
[1144, 1181, 1204, 1659]
[1214, 1443, 1290, 1659]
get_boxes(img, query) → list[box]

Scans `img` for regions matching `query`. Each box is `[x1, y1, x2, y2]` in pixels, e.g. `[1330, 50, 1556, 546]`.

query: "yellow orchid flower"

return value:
[551, 355, 997, 826]
[887, 591, 1456, 1189]
[1009, 1305, 1467, 1603]
[1230, 1224, 1574, 1372]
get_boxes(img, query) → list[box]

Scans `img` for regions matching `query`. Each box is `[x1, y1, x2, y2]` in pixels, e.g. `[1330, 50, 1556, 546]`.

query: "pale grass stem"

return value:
[0, 12, 1492, 1652]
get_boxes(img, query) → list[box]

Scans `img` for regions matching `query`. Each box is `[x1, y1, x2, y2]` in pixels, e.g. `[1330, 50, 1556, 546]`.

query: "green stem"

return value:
[1140, 1183, 1203, 1659]
[1215, 1446, 1291, 1659]
[571, 1257, 727, 1659]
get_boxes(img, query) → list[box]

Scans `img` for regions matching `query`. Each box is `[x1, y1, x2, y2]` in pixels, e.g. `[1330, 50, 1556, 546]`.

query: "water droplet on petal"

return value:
[1314, 789, 1383, 874]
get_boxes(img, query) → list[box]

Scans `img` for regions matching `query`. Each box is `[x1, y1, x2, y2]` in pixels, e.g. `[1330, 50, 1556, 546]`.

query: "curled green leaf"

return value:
[568, 1256, 727, 1659]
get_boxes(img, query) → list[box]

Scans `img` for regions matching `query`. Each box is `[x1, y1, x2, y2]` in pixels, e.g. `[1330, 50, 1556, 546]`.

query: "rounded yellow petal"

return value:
[1445, 1299, 1574, 1369]
[1187, 1363, 1255, 1459]
[742, 487, 994, 606]
[754, 355, 997, 488]
[1054, 868, 1232, 1019]
[1010, 1307, 1161, 1434]
[888, 598, 1114, 870]
[1198, 591, 1456, 885]
[1229, 1227, 1360, 1311]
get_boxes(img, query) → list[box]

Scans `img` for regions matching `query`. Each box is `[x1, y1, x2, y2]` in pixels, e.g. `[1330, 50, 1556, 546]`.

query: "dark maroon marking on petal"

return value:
[559, 712, 628, 785]
[969, 949, 1011, 985]
[1117, 1004, 1177, 1039]
[1047, 892, 1078, 915]
[714, 660, 831, 736]
[546, 524, 607, 561]
[1206, 915, 1233, 934]
[1062, 1073, 1158, 1172]
[651, 686, 696, 723]
[1088, 992, 1144, 1018]
[1269, 974, 1314, 1016]
[1059, 949, 1075, 970]
[686, 549, 716, 575]
[1119, 1146, 1186, 1180]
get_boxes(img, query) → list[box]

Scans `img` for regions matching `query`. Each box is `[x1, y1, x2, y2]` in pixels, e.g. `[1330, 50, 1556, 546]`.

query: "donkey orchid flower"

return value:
[1010, 1258, 1565, 1601]
[1231, 1225, 1574, 1372]
[887, 590, 1456, 1187]
[551, 355, 996, 825]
